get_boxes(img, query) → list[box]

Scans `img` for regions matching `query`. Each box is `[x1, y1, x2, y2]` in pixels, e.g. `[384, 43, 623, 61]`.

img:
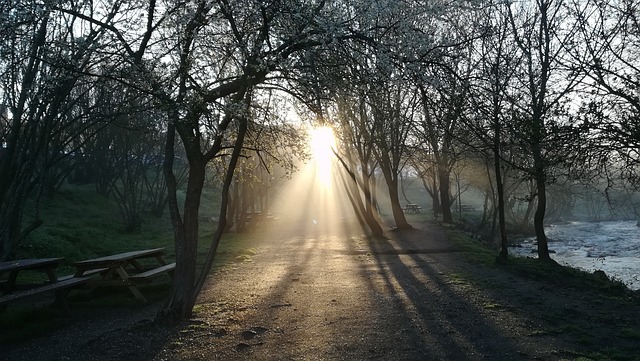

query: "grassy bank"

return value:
[1, 183, 259, 340]
[16, 184, 259, 273]
[448, 228, 635, 296]
[446, 228, 640, 361]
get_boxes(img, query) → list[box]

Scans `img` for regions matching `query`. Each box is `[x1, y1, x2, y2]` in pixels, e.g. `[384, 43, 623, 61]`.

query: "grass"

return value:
[20, 185, 175, 270]
[447, 228, 635, 298]
[16, 184, 258, 272]
[445, 272, 471, 286]
[620, 327, 640, 340]
[537, 324, 590, 337]
[482, 302, 502, 309]
[446, 229, 496, 266]
[448, 227, 640, 360]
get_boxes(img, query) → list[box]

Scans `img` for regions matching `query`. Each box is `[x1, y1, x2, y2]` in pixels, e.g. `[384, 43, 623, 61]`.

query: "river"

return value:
[509, 220, 640, 290]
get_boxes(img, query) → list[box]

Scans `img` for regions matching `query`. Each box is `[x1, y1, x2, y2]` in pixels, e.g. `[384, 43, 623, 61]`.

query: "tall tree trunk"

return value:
[439, 168, 453, 223]
[369, 170, 384, 226]
[419, 173, 440, 216]
[533, 152, 551, 260]
[161, 118, 207, 320]
[361, 165, 382, 226]
[0, 207, 21, 261]
[378, 160, 411, 229]
[520, 183, 536, 233]
[494, 147, 508, 262]
[176, 163, 205, 313]
[193, 115, 248, 304]
[494, 104, 509, 261]
[335, 152, 384, 237]
[386, 177, 411, 229]
[338, 167, 368, 231]
[0, 16, 48, 260]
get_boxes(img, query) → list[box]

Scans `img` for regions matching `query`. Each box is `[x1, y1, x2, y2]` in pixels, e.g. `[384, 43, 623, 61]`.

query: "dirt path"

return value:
[2, 221, 640, 360]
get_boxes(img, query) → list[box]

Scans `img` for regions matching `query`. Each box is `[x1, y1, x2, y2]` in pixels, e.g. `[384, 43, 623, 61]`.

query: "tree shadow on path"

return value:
[356, 223, 567, 360]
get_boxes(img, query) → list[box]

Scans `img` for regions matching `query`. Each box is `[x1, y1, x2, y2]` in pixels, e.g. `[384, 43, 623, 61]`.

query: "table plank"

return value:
[129, 262, 176, 281]
[0, 258, 71, 313]
[0, 276, 90, 305]
[74, 248, 164, 268]
[0, 258, 63, 273]
[73, 248, 171, 303]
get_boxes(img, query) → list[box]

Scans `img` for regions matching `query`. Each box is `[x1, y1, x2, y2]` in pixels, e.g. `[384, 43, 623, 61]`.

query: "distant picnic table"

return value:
[245, 211, 278, 225]
[404, 204, 422, 214]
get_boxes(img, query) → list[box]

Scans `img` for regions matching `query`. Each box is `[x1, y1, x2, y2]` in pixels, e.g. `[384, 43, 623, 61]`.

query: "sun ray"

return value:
[308, 126, 336, 188]
[263, 124, 366, 240]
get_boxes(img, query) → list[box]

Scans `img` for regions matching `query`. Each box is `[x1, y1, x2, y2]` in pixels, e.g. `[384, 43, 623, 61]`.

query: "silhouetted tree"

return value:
[506, 0, 583, 260]
[0, 2, 116, 260]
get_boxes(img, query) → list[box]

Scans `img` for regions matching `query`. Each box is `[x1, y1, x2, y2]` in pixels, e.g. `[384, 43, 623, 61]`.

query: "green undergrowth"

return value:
[446, 229, 496, 266]
[15, 184, 258, 274]
[504, 256, 631, 296]
[1, 183, 261, 340]
[620, 327, 640, 340]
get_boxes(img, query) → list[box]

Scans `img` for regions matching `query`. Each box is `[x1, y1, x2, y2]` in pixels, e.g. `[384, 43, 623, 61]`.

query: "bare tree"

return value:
[403, 2, 482, 225]
[466, 2, 521, 261]
[414, 60, 471, 224]
[0, 2, 117, 260]
[369, 78, 417, 230]
[58, 0, 370, 320]
[506, 0, 584, 260]
[334, 94, 385, 237]
[571, 0, 640, 211]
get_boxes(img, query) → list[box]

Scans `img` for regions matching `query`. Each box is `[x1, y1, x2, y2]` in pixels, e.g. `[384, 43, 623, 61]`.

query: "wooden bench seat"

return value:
[0, 276, 91, 313]
[129, 262, 176, 282]
[58, 267, 109, 281]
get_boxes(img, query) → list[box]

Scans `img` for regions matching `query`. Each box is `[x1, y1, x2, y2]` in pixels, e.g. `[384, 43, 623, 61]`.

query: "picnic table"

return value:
[245, 211, 278, 225]
[74, 248, 175, 303]
[404, 204, 422, 214]
[460, 204, 477, 212]
[0, 258, 89, 313]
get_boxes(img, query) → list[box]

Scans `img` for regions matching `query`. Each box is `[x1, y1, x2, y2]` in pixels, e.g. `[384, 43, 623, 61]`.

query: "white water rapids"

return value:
[509, 221, 640, 290]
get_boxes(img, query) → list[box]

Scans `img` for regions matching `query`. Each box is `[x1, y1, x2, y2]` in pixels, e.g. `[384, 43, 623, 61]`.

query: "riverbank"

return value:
[509, 220, 640, 290]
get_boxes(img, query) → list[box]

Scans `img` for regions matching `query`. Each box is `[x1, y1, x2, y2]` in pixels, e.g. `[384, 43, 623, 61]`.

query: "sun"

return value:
[308, 126, 336, 186]
[309, 126, 336, 162]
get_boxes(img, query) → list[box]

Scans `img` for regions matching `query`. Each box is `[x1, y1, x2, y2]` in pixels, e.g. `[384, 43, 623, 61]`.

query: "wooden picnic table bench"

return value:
[0, 258, 90, 314]
[74, 248, 175, 303]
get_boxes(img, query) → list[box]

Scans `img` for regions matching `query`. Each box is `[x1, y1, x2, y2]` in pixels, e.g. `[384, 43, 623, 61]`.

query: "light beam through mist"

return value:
[309, 127, 336, 188]
[265, 126, 363, 239]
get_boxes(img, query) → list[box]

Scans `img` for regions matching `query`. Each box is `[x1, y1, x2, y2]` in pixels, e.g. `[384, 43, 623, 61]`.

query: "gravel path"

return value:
[2, 221, 640, 360]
